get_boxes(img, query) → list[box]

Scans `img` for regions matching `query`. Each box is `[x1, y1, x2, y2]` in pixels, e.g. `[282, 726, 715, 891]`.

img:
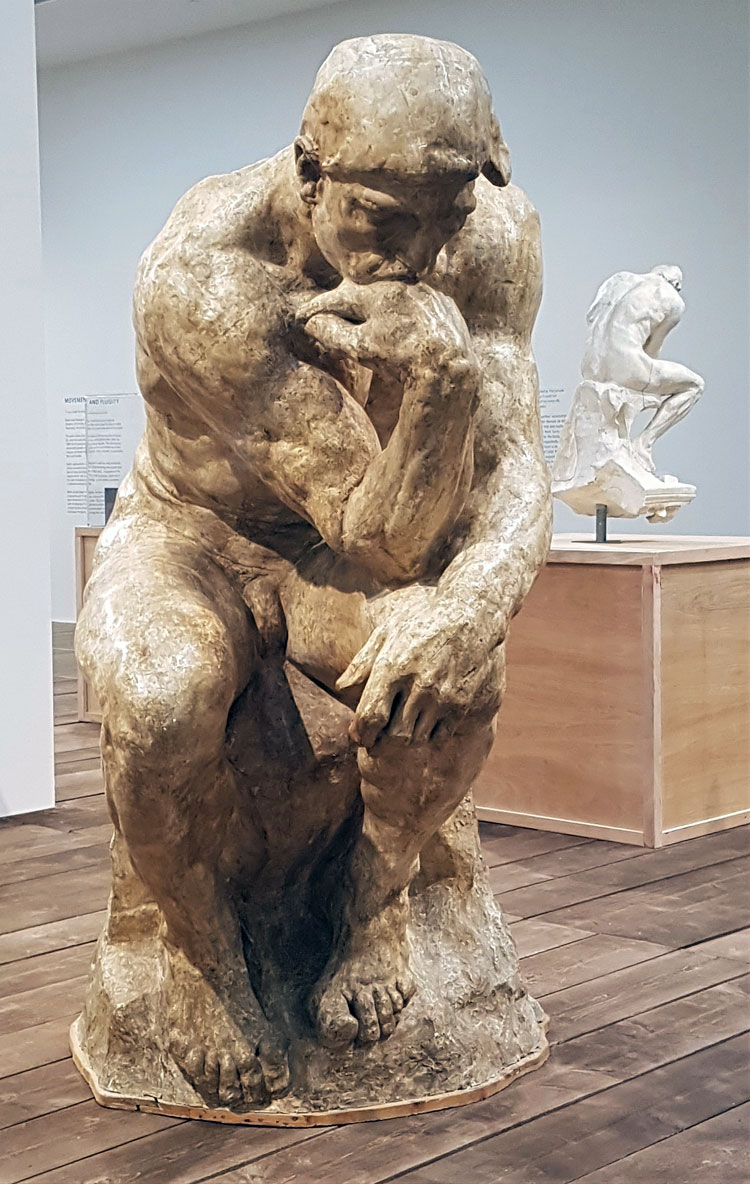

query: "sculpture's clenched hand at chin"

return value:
[71, 32, 552, 1122]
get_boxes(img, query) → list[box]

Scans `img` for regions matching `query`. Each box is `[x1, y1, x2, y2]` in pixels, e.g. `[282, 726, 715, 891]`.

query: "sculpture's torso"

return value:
[132, 148, 532, 565]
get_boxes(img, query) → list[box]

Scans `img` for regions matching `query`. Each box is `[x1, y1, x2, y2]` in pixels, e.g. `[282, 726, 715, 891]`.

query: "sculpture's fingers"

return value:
[218, 1051, 243, 1108]
[412, 701, 440, 744]
[372, 985, 396, 1038]
[303, 312, 363, 361]
[297, 278, 366, 323]
[257, 1035, 291, 1097]
[336, 628, 385, 691]
[388, 683, 429, 740]
[352, 990, 381, 1044]
[354, 673, 401, 748]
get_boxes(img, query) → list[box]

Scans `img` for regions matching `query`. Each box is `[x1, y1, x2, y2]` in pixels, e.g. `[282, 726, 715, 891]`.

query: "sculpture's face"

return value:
[309, 171, 477, 284]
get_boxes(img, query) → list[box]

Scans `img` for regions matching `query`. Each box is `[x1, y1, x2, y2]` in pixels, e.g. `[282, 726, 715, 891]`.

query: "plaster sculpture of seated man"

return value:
[552, 265, 704, 522]
[72, 34, 551, 1121]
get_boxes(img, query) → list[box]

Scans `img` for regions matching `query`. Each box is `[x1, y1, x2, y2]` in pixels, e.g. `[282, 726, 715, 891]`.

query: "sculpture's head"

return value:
[651, 264, 683, 292]
[296, 34, 510, 283]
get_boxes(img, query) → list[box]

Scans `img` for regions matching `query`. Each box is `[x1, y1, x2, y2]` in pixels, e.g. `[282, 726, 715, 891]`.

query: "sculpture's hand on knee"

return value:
[336, 587, 503, 748]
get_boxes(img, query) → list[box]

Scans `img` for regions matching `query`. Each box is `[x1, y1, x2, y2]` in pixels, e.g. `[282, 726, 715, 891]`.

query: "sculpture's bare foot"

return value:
[311, 908, 416, 1048]
[167, 955, 290, 1109]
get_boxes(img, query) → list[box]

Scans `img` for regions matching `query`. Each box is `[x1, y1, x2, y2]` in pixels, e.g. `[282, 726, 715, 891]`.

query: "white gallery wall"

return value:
[0, 0, 54, 814]
[37, 0, 749, 621]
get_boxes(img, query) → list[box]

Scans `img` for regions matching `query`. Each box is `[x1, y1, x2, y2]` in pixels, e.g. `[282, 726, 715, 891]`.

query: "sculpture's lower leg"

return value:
[633, 369, 703, 470]
[102, 727, 290, 1108]
[311, 710, 497, 1047]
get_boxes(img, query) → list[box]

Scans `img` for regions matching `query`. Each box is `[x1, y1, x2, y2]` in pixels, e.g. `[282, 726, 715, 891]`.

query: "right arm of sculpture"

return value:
[137, 247, 476, 584]
[300, 279, 479, 581]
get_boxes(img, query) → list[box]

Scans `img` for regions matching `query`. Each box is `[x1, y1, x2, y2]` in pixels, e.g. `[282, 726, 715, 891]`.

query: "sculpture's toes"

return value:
[314, 986, 359, 1048]
[172, 1043, 244, 1108]
[314, 974, 416, 1048]
[257, 1033, 291, 1098]
[351, 975, 415, 1043]
[172, 1039, 286, 1109]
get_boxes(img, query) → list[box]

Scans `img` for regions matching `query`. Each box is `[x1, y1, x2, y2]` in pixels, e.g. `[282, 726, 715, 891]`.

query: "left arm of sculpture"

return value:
[339, 197, 551, 745]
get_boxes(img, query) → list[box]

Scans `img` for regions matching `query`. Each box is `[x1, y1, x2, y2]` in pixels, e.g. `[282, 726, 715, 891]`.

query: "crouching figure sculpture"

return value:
[552, 265, 704, 523]
[71, 34, 552, 1123]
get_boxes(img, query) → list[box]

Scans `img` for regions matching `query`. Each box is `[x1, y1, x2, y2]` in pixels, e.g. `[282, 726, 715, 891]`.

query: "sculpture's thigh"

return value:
[280, 545, 378, 693]
[643, 358, 703, 397]
[76, 524, 256, 859]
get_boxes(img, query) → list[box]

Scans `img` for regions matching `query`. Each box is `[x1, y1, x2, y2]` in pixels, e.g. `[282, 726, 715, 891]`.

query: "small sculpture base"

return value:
[552, 381, 697, 523]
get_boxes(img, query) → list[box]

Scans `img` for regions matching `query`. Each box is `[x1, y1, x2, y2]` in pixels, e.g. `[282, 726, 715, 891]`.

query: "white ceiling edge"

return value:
[35, 0, 352, 70]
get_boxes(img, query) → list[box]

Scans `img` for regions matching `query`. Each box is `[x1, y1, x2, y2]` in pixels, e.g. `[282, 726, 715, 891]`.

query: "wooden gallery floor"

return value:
[0, 628, 748, 1183]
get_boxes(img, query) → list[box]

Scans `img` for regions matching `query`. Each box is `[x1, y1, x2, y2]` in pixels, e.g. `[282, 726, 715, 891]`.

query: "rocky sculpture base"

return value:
[71, 849, 548, 1125]
[552, 381, 697, 522]
[71, 664, 547, 1126]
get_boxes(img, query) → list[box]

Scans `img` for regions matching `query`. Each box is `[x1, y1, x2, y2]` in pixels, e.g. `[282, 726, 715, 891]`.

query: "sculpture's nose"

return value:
[396, 234, 440, 279]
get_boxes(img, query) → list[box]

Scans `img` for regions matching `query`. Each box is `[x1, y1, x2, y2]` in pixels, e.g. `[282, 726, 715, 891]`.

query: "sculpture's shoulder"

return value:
[137, 152, 286, 280]
[599, 272, 684, 328]
[440, 178, 542, 336]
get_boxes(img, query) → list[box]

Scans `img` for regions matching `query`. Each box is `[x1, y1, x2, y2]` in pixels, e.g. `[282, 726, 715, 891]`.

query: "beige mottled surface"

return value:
[552, 266, 704, 521]
[74, 33, 551, 1119]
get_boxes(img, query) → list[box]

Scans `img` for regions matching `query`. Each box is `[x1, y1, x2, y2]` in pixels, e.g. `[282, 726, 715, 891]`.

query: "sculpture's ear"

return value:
[294, 136, 322, 204]
[482, 114, 512, 187]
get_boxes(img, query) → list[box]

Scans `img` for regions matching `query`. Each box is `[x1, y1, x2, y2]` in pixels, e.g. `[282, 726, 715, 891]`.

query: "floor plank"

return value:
[0, 911, 105, 967]
[690, 927, 750, 963]
[0, 841, 110, 887]
[0, 975, 89, 1039]
[541, 947, 746, 1043]
[509, 917, 595, 958]
[478, 824, 591, 867]
[25, 1124, 329, 1184]
[53, 769, 104, 802]
[53, 726, 100, 754]
[0, 864, 111, 935]
[0, 942, 95, 1000]
[395, 1036, 750, 1183]
[494, 832, 749, 918]
[0, 1101, 178, 1184]
[0, 1017, 75, 1079]
[575, 1101, 750, 1182]
[0, 1060, 92, 1131]
[537, 858, 750, 947]
[521, 933, 670, 996]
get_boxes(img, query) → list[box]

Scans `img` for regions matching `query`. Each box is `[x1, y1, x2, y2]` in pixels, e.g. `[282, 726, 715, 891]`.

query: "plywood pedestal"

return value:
[475, 535, 750, 847]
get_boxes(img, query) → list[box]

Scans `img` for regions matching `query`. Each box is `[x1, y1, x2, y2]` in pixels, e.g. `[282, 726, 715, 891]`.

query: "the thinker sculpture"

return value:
[552, 265, 704, 523]
[72, 34, 551, 1122]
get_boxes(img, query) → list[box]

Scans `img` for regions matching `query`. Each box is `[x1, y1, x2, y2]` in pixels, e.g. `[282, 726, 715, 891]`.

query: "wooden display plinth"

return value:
[475, 535, 750, 847]
[75, 527, 103, 722]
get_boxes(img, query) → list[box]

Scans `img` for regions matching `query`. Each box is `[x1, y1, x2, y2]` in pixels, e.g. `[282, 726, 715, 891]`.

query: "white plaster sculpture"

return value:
[552, 265, 704, 522]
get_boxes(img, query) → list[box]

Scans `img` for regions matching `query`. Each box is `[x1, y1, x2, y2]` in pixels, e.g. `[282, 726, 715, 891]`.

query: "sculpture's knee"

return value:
[107, 677, 225, 770]
[100, 615, 240, 792]
[359, 652, 504, 830]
